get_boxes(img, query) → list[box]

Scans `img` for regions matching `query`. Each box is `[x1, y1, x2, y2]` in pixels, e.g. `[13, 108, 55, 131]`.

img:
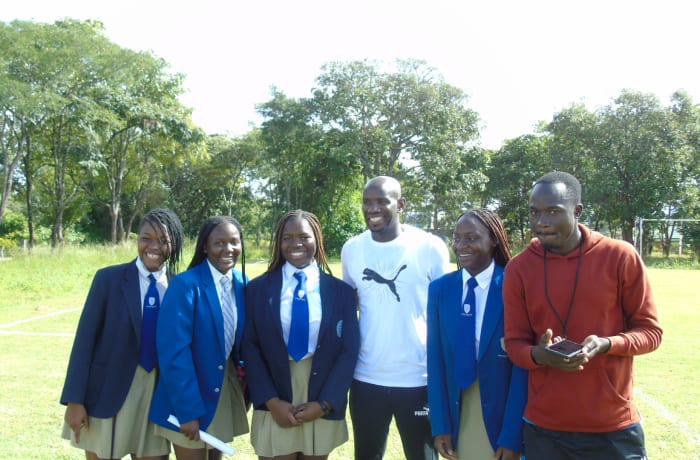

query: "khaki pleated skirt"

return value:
[61, 365, 170, 458]
[155, 361, 249, 449]
[251, 358, 348, 457]
[457, 381, 495, 460]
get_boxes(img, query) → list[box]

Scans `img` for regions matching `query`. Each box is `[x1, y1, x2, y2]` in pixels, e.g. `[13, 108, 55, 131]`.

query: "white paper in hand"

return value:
[167, 414, 235, 455]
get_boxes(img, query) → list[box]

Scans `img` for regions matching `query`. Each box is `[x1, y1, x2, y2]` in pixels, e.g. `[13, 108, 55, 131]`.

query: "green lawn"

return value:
[0, 247, 697, 459]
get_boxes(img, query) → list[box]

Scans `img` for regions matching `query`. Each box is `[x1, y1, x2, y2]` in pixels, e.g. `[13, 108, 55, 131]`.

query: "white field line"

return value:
[636, 387, 700, 445]
[0, 330, 74, 337]
[0, 306, 82, 334]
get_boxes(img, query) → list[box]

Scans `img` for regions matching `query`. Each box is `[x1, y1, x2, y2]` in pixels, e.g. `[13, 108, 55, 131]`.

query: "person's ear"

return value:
[397, 197, 407, 213]
[574, 204, 583, 219]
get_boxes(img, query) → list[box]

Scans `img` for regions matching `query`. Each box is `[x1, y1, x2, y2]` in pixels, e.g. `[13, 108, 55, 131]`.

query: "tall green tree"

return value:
[311, 59, 480, 233]
[165, 132, 261, 236]
[486, 134, 552, 246]
[257, 89, 362, 252]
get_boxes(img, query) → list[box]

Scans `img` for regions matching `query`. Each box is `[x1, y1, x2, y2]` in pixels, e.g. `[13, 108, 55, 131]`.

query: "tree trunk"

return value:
[621, 219, 634, 244]
[22, 146, 35, 250]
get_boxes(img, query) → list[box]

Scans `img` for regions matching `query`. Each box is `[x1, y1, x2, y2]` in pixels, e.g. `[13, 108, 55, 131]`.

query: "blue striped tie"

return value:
[220, 276, 236, 358]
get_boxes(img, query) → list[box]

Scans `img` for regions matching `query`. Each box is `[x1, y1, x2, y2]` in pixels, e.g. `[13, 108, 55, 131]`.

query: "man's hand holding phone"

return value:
[532, 329, 589, 372]
[546, 339, 584, 358]
[533, 329, 612, 372]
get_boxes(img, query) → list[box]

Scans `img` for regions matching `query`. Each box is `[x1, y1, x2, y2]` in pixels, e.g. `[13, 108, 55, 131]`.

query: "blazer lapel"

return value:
[267, 269, 285, 341]
[317, 270, 334, 341]
[445, 270, 465, 346]
[232, 272, 246, 350]
[122, 261, 143, 343]
[478, 264, 504, 361]
[199, 263, 226, 356]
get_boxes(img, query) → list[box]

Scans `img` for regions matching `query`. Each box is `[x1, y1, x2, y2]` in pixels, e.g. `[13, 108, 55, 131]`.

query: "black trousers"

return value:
[523, 422, 648, 460]
[349, 379, 437, 460]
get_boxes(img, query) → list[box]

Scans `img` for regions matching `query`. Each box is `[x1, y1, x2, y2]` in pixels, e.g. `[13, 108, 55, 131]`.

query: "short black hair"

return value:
[534, 171, 582, 203]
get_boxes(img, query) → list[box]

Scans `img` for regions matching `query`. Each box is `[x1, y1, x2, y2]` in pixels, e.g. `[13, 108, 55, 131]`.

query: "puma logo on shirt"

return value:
[362, 264, 407, 302]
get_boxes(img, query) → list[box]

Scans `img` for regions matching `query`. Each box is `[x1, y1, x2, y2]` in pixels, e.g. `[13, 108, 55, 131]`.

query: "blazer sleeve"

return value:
[496, 363, 528, 453]
[60, 267, 111, 406]
[156, 272, 206, 424]
[241, 276, 283, 407]
[316, 278, 359, 411]
[427, 277, 451, 437]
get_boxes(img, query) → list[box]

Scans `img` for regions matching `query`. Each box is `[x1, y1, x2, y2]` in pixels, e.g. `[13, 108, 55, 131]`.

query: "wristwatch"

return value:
[319, 400, 332, 415]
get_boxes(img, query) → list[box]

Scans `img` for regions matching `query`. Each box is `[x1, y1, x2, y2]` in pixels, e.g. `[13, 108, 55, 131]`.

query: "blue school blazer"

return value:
[241, 267, 359, 420]
[149, 261, 247, 431]
[61, 261, 144, 418]
[427, 263, 527, 453]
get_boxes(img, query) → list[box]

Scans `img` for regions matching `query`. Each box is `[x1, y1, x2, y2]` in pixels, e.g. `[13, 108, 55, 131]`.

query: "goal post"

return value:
[635, 217, 700, 258]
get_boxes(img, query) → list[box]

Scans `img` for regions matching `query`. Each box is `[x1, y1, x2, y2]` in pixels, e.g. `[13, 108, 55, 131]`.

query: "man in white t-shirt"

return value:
[342, 176, 450, 460]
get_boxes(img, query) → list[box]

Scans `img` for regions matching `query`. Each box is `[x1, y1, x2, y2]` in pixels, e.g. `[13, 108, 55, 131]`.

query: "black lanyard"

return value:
[543, 236, 584, 338]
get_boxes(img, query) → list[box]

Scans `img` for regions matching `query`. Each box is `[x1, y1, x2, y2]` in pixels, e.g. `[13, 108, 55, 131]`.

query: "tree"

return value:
[486, 134, 552, 246]
[593, 91, 685, 243]
[311, 59, 480, 233]
[165, 132, 261, 236]
[257, 89, 362, 253]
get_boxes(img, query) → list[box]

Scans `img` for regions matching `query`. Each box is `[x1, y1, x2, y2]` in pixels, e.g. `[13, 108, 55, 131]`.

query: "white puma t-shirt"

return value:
[341, 225, 451, 387]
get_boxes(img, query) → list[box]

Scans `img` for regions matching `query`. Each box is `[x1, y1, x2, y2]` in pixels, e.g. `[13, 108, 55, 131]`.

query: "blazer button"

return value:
[214, 388, 220, 393]
[218, 365, 224, 370]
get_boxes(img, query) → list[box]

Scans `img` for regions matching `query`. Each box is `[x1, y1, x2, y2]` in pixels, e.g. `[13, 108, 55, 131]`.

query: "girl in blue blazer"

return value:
[149, 216, 249, 460]
[242, 210, 359, 460]
[61, 208, 184, 460]
[427, 209, 527, 460]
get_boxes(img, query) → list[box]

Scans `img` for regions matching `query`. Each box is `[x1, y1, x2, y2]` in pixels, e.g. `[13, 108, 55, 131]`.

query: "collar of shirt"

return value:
[460, 259, 495, 293]
[135, 257, 167, 310]
[135, 256, 167, 283]
[461, 259, 495, 355]
[282, 260, 320, 289]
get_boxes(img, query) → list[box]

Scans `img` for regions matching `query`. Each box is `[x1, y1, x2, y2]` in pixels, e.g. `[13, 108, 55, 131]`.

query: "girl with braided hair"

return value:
[242, 210, 359, 460]
[427, 209, 528, 460]
[61, 208, 184, 460]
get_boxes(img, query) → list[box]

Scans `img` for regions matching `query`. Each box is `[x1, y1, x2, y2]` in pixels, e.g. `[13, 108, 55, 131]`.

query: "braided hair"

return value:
[138, 208, 184, 278]
[461, 208, 512, 267]
[267, 209, 332, 275]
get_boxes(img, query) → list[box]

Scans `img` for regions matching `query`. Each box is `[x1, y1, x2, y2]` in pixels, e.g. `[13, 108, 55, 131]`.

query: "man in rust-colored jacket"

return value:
[504, 171, 662, 460]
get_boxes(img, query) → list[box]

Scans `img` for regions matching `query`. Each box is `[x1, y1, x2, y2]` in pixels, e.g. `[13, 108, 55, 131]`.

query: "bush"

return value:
[0, 210, 28, 248]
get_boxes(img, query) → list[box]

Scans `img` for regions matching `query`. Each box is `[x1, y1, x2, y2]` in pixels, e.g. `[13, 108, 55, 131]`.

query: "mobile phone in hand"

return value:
[545, 339, 584, 358]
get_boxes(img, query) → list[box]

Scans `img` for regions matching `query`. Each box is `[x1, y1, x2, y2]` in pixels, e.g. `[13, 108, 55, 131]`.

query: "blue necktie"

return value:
[220, 276, 236, 358]
[288, 271, 309, 361]
[456, 276, 478, 389]
[140, 274, 160, 372]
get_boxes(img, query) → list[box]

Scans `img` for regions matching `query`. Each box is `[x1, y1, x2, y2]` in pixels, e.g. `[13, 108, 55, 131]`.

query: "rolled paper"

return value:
[166, 414, 235, 455]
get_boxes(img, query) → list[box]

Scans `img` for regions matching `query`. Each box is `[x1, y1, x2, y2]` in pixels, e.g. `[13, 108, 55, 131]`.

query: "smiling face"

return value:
[452, 213, 497, 276]
[137, 221, 171, 272]
[529, 181, 583, 255]
[362, 178, 406, 242]
[204, 222, 242, 274]
[280, 216, 317, 269]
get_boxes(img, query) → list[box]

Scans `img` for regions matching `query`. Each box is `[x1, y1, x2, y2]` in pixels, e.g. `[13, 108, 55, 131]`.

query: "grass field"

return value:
[0, 245, 698, 459]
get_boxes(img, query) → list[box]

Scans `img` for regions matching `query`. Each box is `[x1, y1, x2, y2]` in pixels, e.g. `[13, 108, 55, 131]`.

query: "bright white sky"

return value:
[2, 0, 699, 149]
